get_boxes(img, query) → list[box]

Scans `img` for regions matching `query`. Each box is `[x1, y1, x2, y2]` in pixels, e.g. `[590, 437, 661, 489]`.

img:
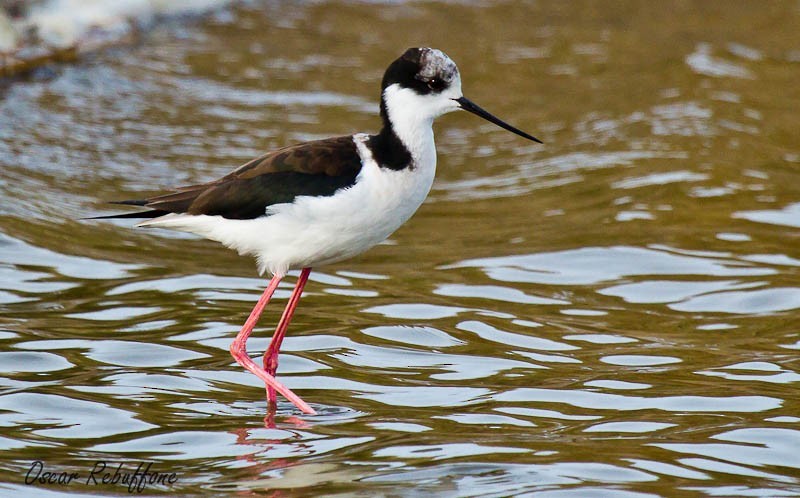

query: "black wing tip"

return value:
[82, 209, 168, 220]
[82, 198, 167, 220]
[110, 199, 149, 206]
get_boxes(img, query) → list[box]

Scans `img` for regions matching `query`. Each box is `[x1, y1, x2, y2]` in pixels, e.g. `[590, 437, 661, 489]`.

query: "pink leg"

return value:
[229, 274, 316, 415]
[263, 267, 311, 404]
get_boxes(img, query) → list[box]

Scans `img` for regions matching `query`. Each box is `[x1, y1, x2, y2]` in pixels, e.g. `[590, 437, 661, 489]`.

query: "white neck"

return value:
[382, 84, 437, 169]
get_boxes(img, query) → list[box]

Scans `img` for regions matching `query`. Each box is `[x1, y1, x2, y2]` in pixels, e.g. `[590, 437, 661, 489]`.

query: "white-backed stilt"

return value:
[92, 47, 542, 415]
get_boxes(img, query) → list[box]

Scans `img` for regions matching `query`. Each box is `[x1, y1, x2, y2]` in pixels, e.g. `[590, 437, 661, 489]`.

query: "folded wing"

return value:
[95, 135, 362, 220]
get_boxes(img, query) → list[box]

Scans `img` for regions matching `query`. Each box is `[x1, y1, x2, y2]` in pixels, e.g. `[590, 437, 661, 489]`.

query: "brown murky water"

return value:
[1, 1, 799, 496]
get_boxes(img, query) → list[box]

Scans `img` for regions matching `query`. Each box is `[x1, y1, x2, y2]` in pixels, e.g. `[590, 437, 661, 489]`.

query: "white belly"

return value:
[142, 134, 437, 277]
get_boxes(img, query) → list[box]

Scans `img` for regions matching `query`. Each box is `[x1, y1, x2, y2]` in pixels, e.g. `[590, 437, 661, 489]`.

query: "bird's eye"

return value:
[427, 78, 446, 91]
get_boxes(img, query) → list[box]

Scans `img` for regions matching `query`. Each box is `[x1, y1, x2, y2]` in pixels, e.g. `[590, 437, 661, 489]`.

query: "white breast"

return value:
[142, 134, 437, 277]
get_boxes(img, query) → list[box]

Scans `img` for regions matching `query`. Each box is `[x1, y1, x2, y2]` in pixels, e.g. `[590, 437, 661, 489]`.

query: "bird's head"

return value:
[380, 47, 541, 143]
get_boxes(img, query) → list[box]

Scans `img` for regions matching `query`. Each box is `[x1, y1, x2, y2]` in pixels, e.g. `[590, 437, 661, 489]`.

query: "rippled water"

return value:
[1, 1, 799, 496]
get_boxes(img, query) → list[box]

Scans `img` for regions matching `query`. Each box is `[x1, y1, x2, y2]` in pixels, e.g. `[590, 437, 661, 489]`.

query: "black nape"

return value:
[367, 97, 414, 171]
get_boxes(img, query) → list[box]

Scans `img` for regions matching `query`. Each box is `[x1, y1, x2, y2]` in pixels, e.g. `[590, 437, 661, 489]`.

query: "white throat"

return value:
[381, 77, 463, 167]
[382, 84, 437, 168]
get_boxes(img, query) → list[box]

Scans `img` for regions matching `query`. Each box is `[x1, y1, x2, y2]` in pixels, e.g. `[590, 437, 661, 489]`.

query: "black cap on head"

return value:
[382, 47, 458, 95]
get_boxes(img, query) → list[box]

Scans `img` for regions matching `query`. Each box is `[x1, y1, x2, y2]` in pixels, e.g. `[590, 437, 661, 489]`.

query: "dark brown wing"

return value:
[101, 135, 362, 220]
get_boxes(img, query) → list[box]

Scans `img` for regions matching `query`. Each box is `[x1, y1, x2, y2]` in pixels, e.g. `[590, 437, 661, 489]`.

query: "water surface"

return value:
[1, 1, 799, 496]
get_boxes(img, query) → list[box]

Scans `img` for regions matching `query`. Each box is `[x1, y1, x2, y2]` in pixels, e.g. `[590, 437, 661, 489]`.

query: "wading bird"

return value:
[93, 47, 541, 415]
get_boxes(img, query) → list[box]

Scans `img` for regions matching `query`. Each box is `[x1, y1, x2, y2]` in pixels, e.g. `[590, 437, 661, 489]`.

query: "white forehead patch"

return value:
[418, 48, 459, 82]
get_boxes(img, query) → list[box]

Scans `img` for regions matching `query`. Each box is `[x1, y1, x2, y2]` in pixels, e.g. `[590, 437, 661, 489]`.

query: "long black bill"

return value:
[456, 97, 542, 144]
